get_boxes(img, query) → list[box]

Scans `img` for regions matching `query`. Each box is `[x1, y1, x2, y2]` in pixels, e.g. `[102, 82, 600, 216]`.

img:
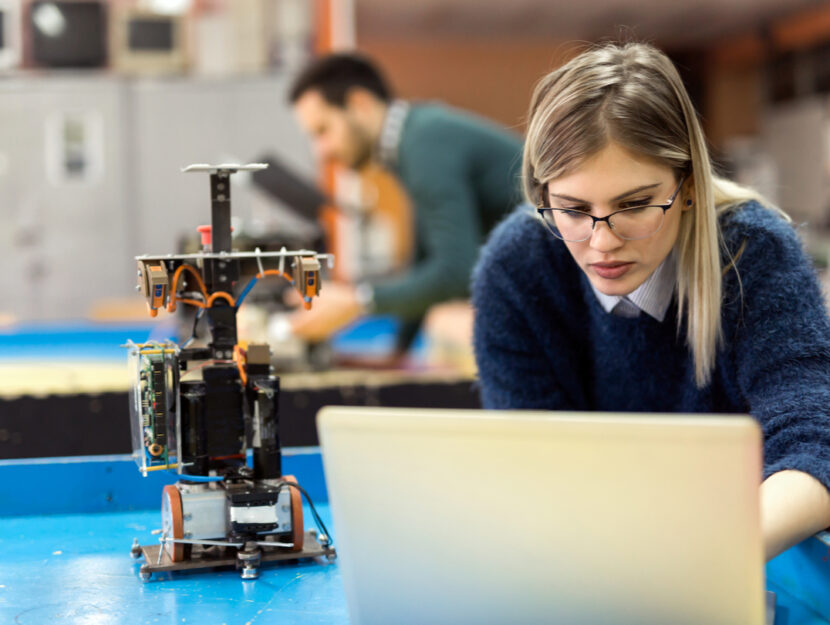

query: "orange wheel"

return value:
[283, 475, 304, 551]
[161, 484, 185, 562]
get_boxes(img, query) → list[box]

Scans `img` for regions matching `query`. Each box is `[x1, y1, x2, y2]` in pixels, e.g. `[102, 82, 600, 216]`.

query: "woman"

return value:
[472, 42, 830, 560]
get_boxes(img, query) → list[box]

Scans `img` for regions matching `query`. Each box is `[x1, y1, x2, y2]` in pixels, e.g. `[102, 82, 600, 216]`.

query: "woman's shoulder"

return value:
[719, 200, 803, 262]
[719, 200, 820, 301]
[720, 200, 794, 242]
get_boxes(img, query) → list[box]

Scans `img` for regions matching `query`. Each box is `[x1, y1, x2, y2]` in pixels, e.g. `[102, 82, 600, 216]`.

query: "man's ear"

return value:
[344, 87, 380, 116]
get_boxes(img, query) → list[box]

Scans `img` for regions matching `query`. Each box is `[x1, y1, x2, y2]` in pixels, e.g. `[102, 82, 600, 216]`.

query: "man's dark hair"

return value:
[288, 53, 392, 107]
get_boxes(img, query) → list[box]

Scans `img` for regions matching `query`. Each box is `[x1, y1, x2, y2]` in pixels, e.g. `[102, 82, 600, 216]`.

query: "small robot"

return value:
[127, 163, 336, 581]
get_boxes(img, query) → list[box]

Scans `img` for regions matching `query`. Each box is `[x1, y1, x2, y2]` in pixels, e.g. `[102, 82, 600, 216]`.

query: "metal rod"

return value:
[162, 537, 245, 548]
[255, 541, 294, 549]
[136, 251, 333, 262]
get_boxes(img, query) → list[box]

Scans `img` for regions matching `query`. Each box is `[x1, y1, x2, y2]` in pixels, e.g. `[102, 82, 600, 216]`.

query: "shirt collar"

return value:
[590, 252, 676, 322]
[377, 99, 410, 170]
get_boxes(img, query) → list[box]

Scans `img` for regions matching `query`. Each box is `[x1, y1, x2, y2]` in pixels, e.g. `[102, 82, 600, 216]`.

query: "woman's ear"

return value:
[681, 175, 695, 212]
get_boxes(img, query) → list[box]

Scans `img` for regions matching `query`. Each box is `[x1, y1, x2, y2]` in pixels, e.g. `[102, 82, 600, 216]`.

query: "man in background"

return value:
[289, 53, 523, 352]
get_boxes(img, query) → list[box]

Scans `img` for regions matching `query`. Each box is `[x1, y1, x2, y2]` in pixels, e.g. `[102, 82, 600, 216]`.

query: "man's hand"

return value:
[289, 281, 366, 342]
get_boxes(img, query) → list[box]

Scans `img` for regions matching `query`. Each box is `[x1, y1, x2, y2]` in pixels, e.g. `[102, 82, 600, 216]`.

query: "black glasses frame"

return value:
[536, 175, 687, 242]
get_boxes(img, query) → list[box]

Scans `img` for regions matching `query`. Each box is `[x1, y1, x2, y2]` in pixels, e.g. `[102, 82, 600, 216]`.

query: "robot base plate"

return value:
[135, 530, 336, 581]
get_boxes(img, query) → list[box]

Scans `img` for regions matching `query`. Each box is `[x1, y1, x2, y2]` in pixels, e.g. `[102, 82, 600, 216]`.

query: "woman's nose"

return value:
[588, 220, 624, 251]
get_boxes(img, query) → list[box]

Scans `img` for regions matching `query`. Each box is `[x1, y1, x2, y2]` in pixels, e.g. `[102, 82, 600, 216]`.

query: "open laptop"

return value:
[317, 406, 766, 625]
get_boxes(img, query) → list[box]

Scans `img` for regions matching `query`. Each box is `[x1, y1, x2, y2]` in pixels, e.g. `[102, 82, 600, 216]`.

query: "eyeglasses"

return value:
[536, 175, 687, 242]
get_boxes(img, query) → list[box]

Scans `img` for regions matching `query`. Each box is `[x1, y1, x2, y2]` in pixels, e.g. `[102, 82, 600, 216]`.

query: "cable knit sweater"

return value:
[472, 201, 830, 490]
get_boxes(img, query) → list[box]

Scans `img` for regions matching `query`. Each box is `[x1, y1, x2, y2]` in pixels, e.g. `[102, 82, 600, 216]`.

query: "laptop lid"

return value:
[317, 406, 764, 625]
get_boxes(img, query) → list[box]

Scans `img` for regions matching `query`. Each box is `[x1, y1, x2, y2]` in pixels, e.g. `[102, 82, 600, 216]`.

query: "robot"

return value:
[127, 163, 336, 581]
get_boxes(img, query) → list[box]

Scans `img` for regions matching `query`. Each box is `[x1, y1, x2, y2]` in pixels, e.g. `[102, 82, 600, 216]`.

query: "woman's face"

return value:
[545, 141, 691, 297]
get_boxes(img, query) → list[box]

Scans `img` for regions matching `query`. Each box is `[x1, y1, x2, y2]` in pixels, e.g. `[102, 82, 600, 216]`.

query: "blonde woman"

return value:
[472, 42, 830, 560]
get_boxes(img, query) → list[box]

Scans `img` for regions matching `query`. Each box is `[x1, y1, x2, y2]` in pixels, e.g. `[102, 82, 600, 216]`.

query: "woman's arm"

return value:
[762, 469, 830, 560]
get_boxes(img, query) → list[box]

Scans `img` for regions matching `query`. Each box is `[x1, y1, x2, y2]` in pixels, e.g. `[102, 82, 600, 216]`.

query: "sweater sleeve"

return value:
[727, 210, 830, 492]
[472, 212, 582, 410]
[370, 131, 484, 322]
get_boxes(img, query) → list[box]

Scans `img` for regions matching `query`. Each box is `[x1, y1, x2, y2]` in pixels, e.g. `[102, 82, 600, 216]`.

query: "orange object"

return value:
[161, 485, 185, 562]
[169, 264, 209, 312]
[257, 269, 294, 282]
[282, 475, 305, 551]
[207, 291, 235, 307]
[233, 344, 248, 386]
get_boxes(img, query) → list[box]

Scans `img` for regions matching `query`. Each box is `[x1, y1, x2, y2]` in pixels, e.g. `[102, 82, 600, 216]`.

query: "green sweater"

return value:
[372, 103, 523, 321]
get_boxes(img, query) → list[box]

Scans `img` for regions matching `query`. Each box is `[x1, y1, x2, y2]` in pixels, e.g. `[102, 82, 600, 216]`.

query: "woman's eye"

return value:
[560, 205, 590, 212]
[619, 198, 652, 209]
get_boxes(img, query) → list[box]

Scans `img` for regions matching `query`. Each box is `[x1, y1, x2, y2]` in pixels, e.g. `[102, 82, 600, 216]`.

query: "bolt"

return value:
[218, 194, 226, 201]
[135, 285, 141, 292]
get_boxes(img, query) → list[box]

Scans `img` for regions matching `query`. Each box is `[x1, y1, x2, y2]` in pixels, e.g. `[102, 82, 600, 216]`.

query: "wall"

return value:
[358, 36, 579, 131]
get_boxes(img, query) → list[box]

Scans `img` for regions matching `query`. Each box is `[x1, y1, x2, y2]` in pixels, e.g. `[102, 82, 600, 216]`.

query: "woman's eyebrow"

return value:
[549, 182, 662, 204]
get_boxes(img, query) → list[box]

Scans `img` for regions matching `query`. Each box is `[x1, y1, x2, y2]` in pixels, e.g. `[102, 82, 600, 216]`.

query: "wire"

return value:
[176, 297, 207, 309]
[178, 473, 225, 483]
[181, 307, 206, 349]
[235, 269, 296, 310]
[207, 291, 235, 307]
[278, 479, 333, 546]
[171, 264, 208, 300]
[235, 276, 259, 309]
[233, 344, 248, 386]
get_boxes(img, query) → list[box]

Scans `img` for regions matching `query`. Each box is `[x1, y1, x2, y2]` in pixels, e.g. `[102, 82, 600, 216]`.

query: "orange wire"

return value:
[171, 264, 208, 299]
[257, 269, 294, 282]
[168, 265, 208, 312]
[207, 291, 235, 307]
[176, 297, 206, 309]
[233, 344, 248, 386]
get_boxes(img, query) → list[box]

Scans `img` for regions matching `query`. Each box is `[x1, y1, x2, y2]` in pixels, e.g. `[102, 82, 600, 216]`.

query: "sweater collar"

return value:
[590, 251, 676, 322]
[376, 99, 410, 170]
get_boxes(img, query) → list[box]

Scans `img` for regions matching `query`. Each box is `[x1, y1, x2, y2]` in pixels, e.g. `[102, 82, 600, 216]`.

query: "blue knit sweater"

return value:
[472, 201, 830, 490]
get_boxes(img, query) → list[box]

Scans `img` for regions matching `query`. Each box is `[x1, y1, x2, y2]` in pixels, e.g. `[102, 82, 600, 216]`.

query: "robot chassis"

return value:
[126, 163, 336, 581]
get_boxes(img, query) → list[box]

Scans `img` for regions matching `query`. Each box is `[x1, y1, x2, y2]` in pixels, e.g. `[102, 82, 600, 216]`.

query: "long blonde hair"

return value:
[523, 42, 783, 387]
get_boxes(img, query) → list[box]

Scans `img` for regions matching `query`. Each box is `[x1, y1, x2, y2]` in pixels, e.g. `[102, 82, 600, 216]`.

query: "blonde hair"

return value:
[523, 42, 784, 387]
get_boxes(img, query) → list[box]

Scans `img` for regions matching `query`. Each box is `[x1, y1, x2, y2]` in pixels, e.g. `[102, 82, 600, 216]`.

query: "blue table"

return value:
[1, 452, 829, 625]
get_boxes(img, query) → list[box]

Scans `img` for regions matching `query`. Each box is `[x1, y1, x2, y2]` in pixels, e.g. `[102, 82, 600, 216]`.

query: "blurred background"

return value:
[1, 0, 829, 403]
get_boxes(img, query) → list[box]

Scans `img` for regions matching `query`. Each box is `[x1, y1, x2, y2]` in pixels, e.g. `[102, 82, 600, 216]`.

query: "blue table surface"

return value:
[1, 455, 830, 625]
[0, 506, 348, 625]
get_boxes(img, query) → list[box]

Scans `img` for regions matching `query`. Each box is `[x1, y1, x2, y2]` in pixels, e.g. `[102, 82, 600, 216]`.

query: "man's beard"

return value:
[347, 123, 375, 170]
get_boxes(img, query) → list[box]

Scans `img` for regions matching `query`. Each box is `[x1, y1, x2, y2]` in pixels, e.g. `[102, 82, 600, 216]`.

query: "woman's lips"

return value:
[591, 262, 633, 279]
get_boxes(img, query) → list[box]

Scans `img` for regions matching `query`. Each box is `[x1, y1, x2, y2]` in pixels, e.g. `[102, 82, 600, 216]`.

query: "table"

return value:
[1, 453, 829, 624]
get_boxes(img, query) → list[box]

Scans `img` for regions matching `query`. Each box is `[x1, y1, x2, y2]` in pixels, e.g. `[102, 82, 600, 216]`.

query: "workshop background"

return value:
[1, 0, 830, 452]
[1, 1, 830, 623]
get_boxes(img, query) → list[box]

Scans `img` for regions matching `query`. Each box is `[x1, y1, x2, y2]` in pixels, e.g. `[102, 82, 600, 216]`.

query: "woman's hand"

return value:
[761, 469, 830, 561]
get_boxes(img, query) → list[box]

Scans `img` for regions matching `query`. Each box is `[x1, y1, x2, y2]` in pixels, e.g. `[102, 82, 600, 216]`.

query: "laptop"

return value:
[317, 406, 766, 625]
